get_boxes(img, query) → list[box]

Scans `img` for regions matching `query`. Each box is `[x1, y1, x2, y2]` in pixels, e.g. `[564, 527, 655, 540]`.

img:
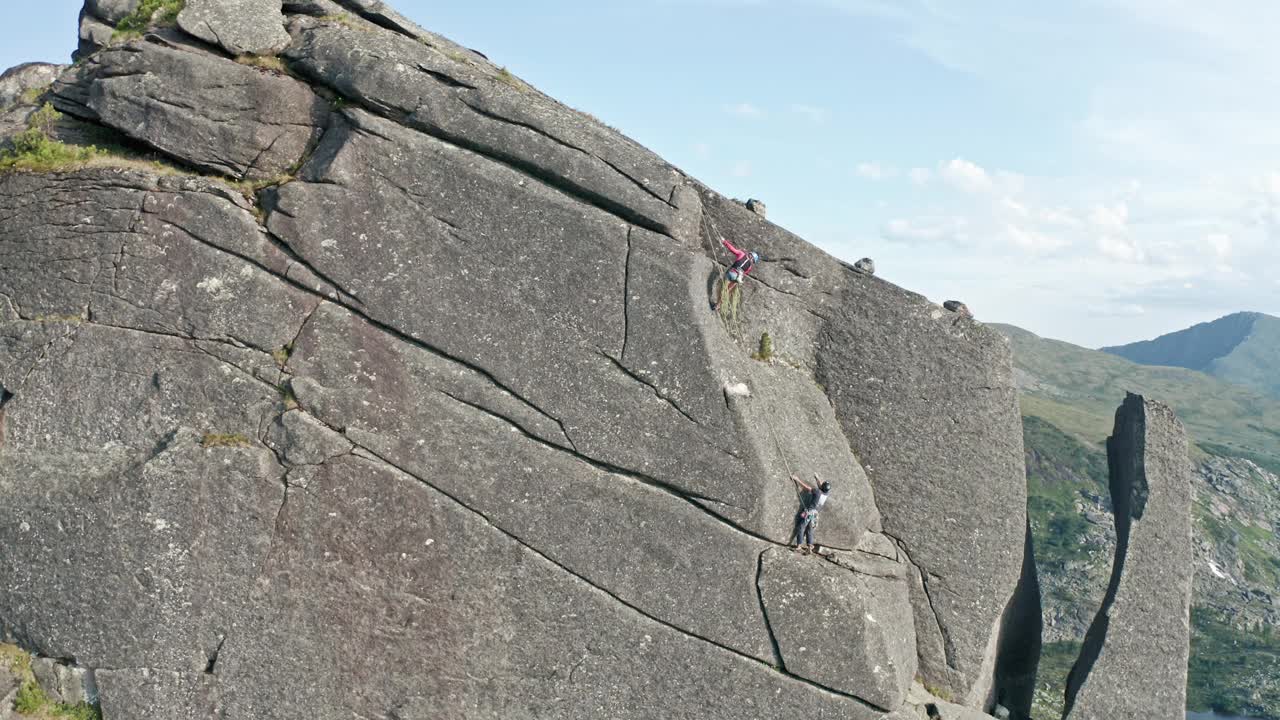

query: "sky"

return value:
[4, 1, 1280, 347]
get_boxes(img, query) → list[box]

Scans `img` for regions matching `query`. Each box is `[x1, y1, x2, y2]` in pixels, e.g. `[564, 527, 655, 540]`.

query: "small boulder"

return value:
[86, 0, 141, 24]
[943, 300, 971, 317]
[178, 0, 292, 57]
[0, 660, 20, 709]
[853, 257, 876, 275]
[76, 10, 116, 60]
[0, 63, 64, 111]
[745, 198, 767, 218]
[31, 657, 98, 705]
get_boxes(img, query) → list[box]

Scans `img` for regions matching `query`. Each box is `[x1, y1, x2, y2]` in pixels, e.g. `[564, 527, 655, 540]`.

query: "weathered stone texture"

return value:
[759, 547, 916, 709]
[0, 63, 63, 111]
[53, 42, 328, 179]
[178, 0, 292, 56]
[86, 0, 140, 24]
[1062, 393, 1193, 720]
[283, 22, 689, 236]
[814, 269, 1028, 703]
[0, 1, 1042, 717]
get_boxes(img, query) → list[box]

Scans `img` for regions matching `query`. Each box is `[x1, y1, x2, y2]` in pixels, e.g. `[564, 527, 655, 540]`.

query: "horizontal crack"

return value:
[598, 350, 700, 427]
[348, 442, 887, 712]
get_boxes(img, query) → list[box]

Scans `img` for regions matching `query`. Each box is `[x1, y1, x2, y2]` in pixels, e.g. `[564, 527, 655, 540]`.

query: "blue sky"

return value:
[5, 1, 1280, 347]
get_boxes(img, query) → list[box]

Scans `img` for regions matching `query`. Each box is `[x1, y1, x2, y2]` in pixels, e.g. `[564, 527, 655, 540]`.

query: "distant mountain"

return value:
[1101, 312, 1280, 399]
[994, 324, 1280, 720]
[995, 322, 1280, 470]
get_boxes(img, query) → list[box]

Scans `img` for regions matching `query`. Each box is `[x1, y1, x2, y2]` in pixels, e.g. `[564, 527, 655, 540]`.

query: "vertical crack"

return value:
[755, 549, 786, 672]
[204, 634, 227, 675]
[0, 383, 12, 448]
[620, 225, 633, 362]
[884, 531, 958, 672]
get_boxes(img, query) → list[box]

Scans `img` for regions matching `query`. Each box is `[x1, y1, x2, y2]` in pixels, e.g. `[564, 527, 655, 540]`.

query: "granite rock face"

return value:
[177, 0, 292, 56]
[1062, 393, 1193, 720]
[759, 546, 917, 709]
[53, 41, 329, 180]
[815, 271, 1029, 704]
[0, 2, 1040, 717]
[0, 63, 63, 111]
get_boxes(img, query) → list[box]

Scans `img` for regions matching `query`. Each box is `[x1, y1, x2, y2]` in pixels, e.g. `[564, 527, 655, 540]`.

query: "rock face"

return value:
[815, 273, 1029, 706]
[177, 0, 292, 56]
[53, 41, 328, 180]
[759, 546, 917, 709]
[1062, 393, 1193, 720]
[0, 63, 63, 111]
[0, 2, 1036, 718]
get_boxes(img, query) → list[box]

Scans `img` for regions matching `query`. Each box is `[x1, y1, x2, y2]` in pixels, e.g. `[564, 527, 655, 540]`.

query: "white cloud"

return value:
[1097, 234, 1143, 262]
[881, 216, 971, 245]
[856, 162, 893, 180]
[731, 161, 753, 178]
[1089, 202, 1129, 233]
[791, 104, 829, 124]
[725, 102, 763, 118]
[1205, 232, 1231, 259]
[938, 157, 994, 193]
[1087, 302, 1146, 318]
[1005, 223, 1069, 252]
[908, 167, 932, 186]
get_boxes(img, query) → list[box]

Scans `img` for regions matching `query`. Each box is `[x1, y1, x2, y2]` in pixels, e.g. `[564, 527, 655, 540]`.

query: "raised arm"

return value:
[720, 237, 748, 262]
[790, 474, 812, 491]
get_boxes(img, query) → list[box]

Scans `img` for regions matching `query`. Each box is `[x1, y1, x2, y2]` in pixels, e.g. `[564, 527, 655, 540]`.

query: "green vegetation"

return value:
[1188, 607, 1280, 718]
[279, 384, 299, 410]
[995, 323, 1280, 471]
[752, 331, 774, 362]
[495, 67, 524, 91]
[916, 676, 953, 702]
[200, 432, 253, 448]
[1031, 640, 1081, 720]
[715, 278, 742, 329]
[19, 86, 47, 105]
[2, 644, 102, 720]
[1103, 312, 1280, 400]
[0, 104, 103, 174]
[235, 54, 289, 74]
[317, 13, 368, 31]
[1023, 415, 1108, 585]
[1010, 321, 1280, 720]
[1201, 441, 1280, 477]
[113, 0, 184, 40]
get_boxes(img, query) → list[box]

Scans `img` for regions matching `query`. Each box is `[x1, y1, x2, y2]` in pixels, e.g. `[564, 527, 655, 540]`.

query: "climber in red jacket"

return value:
[711, 236, 760, 312]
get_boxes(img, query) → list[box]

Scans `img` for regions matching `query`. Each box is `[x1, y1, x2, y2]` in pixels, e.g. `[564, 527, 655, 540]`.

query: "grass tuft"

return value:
[751, 331, 774, 362]
[235, 55, 288, 74]
[200, 432, 253, 449]
[2, 644, 103, 720]
[113, 0, 185, 40]
[0, 104, 104, 174]
[494, 67, 524, 91]
[317, 13, 368, 31]
[19, 86, 47, 105]
[279, 384, 299, 410]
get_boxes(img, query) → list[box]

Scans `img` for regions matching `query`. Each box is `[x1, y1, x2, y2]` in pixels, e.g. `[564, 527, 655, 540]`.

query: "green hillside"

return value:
[994, 323, 1280, 473]
[999, 324, 1280, 720]
[1101, 312, 1280, 401]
